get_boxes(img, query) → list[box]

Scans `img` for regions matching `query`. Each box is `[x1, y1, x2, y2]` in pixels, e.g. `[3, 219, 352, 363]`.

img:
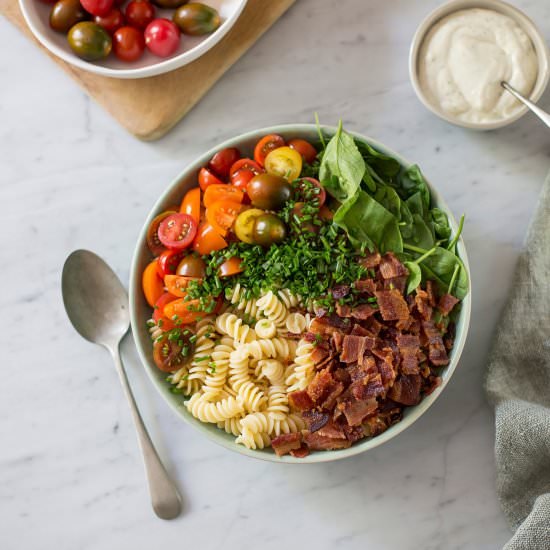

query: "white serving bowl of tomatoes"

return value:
[19, 0, 247, 79]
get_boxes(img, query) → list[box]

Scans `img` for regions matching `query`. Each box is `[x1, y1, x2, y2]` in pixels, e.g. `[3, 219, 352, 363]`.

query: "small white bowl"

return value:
[409, 0, 550, 130]
[19, 0, 247, 79]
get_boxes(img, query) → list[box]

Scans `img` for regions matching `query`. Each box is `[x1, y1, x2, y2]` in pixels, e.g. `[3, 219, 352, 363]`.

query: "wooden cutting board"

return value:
[1, 0, 296, 140]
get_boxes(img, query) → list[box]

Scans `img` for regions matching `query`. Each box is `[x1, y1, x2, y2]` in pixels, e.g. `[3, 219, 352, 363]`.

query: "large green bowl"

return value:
[129, 124, 472, 463]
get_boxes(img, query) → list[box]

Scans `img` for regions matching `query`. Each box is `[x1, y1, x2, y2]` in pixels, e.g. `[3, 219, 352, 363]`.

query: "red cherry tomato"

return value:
[94, 8, 124, 34]
[296, 177, 326, 207]
[81, 0, 114, 17]
[179, 187, 201, 224]
[158, 213, 197, 250]
[125, 0, 155, 30]
[288, 139, 318, 164]
[208, 147, 241, 179]
[254, 134, 285, 167]
[144, 18, 181, 57]
[219, 257, 243, 277]
[198, 167, 224, 191]
[193, 223, 228, 255]
[153, 292, 179, 331]
[157, 249, 186, 277]
[229, 158, 262, 190]
[113, 26, 145, 61]
[146, 209, 178, 256]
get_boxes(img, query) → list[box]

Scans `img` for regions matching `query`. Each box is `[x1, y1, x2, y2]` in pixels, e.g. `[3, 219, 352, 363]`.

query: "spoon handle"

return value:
[111, 345, 182, 520]
[501, 81, 550, 129]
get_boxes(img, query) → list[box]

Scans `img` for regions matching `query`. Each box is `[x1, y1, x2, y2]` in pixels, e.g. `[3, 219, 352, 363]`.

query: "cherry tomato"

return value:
[253, 214, 287, 247]
[144, 18, 180, 57]
[254, 134, 285, 167]
[153, 332, 195, 372]
[229, 158, 262, 191]
[288, 138, 318, 164]
[264, 146, 302, 182]
[219, 257, 243, 277]
[164, 298, 210, 325]
[198, 167, 224, 192]
[291, 202, 319, 234]
[146, 209, 178, 256]
[234, 208, 264, 244]
[142, 260, 164, 307]
[247, 173, 292, 210]
[206, 200, 241, 236]
[158, 213, 197, 250]
[125, 0, 155, 30]
[296, 177, 326, 207]
[50, 0, 87, 33]
[164, 275, 200, 297]
[153, 292, 179, 331]
[94, 8, 124, 34]
[176, 255, 206, 278]
[208, 147, 241, 179]
[81, 0, 114, 17]
[179, 187, 201, 224]
[113, 26, 145, 61]
[193, 223, 228, 255]
[320, 204, 334, 221]
[203, 184, 244, 208]
[157, 249, 186, 277]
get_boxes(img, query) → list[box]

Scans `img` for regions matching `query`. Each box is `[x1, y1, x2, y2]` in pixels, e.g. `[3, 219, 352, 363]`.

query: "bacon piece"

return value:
[354, 278, 377, 294]
[332, 331, 344, 352]
[310, 346, 329, 365]
[288, 390, 314, 411]
[415, 288, 433, 321]
[332, 285, 350, 299]
[426, 280, 437, 307]
[317, 420, 347, 439]
[347, 358, 375, 382]
[351, 324, 371, 336]
[307, 369, 343, 408]
[335, 303, 352, 317]
[424, 375, 442, 395]
[396, 315, 414, 331]
[290, 446, 310, 458]
[396, 333, 420, 375]
[351, 373, 385, 400]
[340, 335, 366, 363]
[342, 424, 366, 442]
[333, 367, 351, 387]
[374, 289, 409, 321]
[438, 294, 459, 316]
[422, 321, 449, 366]
[309, 316, 351, 339]
[303, 431, 352, 451]
[376, 355, 397, 388]
[359, 252, 381, 269]
[338, 396, 378, 426]
[271, 433, 302, 456]
[384, 276, 408, 294]
[379, 253, 409, 279]
[350, 303, 377, 320]
[365, 317, 383, 335]
[388, 374, 421, 405]
[302, 410, 330, 432]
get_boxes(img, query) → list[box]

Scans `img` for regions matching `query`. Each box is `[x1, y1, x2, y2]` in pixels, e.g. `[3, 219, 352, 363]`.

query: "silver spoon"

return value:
[62, 249, 182, 520]
[501, 81, 550, 129]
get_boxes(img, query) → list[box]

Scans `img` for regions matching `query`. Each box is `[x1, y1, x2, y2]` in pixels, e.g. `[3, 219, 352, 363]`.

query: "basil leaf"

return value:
[319, 121, 365, 203]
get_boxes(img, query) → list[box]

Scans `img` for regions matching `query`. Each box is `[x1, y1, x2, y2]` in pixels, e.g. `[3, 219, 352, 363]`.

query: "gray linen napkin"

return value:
[485, 172, 550, 549]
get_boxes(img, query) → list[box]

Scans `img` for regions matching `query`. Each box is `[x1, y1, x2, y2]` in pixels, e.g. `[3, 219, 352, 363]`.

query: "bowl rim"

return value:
[18, 0, 248, 79]
[408, 0, 550, 130]
[129, 123, 472, 464]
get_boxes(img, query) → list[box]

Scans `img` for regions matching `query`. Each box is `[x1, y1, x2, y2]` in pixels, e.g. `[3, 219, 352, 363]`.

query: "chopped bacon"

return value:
[303, 431, 352, 451]
[375, 289, 409, 321]
[396, 315, 414, 331]
[351, 324, 371, 336]
[438, 294, 459, 316]
[347, 359, 375, 382]
[288, 390, 314, 411]
[424, 375, 442, 395]
[426, 280, 437, 307]
[340, 335, 367, 363]
[271, 433, 302, 456]
[290, 446, 310, 458]
[338, 396, 378, 426]
[350, 303, 377, 320]
[335, 302, 352, 317]
[332, 331, 344, 352]
[332, 285, 350, 299]
[376, 355, 397, 388]
[388, 374, 421, 405]
[396, 333, 420, 375]
[302, 410, 330, 432]
[384, 276, 408, 294]
[307, 369, 343, 408]
[360, 252, 381, 269]
[365, 317, 383, 335]
[379, 253, 409, 279]
[333, 367, 351, 387]
[354, 278, 378, 294]
[351, 373, 385, 400]
[422, 321, 449, 366]
[415, 289, 432, 321]
[310, 346, 329, 365]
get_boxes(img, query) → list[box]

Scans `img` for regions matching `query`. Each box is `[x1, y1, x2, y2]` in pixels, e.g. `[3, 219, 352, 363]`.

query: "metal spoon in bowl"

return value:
[62, 249, 182, 520]
[501, 81, 550, 129]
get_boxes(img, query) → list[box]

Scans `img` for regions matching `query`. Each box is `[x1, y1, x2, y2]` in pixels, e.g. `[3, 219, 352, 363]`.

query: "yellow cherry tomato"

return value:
[234, 208, 265, 243]
[264, 146, 302, 182]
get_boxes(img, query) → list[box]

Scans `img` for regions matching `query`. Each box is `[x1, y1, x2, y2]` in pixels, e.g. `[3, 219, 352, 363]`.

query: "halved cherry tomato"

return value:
[176, 255, 206, 278]
[208, 147, 241, 178]
[164, 298, 207, 324]
[198, 167, 224, 192]
[203, 184, 244, 208]
[180, 187, 201, 224]
[153, 332, 195, 372]
[164, 275, 200, 297]
[153, 292, 179, 331]
[265, 146, 302, 182]
[229, 158, 263, 190]
[291, 202, 319, 234]
[142, 260, 164, 307]
[296, 177, 326, 207]
[193, 223, 228, 255]
[288, 138, 318, 164]
[254, 134, 285, 167]
[206, 200, 242, 236]
[158, 213, 197, 250]
[234, 208, 264, 243]
[157, 249, 186, 277]
[146, 210, 178, 256]
[219, 257, 244, 277]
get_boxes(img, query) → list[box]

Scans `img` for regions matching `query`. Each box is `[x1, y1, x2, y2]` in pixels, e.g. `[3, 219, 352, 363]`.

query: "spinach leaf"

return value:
[406, 213, 435, 249]
[334, 190, 403, 253]
[447, 214, 465, 254]
[398, 164, 431, 208]
[373, 184, 402, 219]
[319, 121, 365, 203]
[430, 207, 452, 241]
[399, 201, 414, 240]
[405, 191, 427, 218]
[357, 141, 401, 178]
[404, 262, 422, 295]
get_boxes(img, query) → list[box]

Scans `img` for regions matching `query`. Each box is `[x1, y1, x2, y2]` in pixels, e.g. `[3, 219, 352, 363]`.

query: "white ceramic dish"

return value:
[409, 0, 550, 130]
[19, 0, 247, 79]
[129, 123, 472, 463]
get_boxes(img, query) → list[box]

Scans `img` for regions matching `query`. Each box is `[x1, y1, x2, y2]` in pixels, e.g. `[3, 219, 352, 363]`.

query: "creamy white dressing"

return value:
[418, 8, 538, 123]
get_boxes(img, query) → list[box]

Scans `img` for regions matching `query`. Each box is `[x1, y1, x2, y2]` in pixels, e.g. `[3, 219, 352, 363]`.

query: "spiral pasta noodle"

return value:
[216, 312, 256, 344]
[255, 319, 277, 339]
[202, 337, 233, 400]
[186, 393, 245, 423]
[243, 338, 297, 361]
[277, 289, 301, 309]
[187, 316, 216, 386]
[285, 312, 310, 334]
[286, 338, 316, 392]
[226, 284, 260, 321]
[256, 291, 288, 326]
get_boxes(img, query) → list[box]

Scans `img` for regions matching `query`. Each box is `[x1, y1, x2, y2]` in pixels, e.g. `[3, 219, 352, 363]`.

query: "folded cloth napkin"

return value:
[485, 172, 550, 549]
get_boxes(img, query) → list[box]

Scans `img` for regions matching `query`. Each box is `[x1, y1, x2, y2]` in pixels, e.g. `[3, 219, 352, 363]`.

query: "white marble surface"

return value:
[1, 1, 549, 548]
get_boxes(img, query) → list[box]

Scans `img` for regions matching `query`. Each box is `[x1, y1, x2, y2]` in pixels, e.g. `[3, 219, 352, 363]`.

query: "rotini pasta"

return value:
[243, 338, 297, 361]
[215, 312, 256, 344]
[202, 337, 233, 400]
[277, 289, 301, 309]
[286, 338, 316, 392]
[226, 284, 260, 321]
[255, 319, 277, 339]
[285, 312, 310, 334]
[256, 291, 288, 326]
[186, 393, 244, 423]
